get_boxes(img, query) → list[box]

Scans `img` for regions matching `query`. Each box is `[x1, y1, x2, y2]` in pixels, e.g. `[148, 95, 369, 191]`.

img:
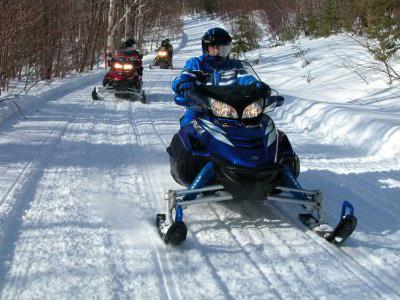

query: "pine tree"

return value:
[231, 16, 260, 58]
[361, 0, 400, 82]
[320, 0, 339, 36]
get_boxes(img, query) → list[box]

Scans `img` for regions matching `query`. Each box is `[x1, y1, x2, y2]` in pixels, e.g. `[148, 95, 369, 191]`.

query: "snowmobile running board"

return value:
[157, 184, 357, 246]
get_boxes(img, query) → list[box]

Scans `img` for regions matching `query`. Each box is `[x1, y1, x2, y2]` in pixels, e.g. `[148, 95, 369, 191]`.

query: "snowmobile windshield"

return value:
[193, 85, 264, 120]
[236, 60, 261, 81]
[112, 55, 138, 64]
[199, 59, 261, 86]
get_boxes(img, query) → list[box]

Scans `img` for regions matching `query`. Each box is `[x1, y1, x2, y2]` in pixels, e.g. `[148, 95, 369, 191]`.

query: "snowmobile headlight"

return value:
[242, 100, 263, 119]
[158, 50, 168, 57]
[122, 64, 133, 70]
[210, 99, 238, 119]
[114, 62, 124, 69]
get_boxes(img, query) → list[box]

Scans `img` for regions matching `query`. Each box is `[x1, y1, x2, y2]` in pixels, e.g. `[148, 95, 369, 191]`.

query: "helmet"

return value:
[122, 38, 136, 48]
[165, 39, 170, 44]
[202, 28, 232, 58]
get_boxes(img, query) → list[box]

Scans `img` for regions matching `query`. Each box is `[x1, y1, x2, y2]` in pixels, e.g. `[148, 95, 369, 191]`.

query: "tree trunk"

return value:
[106, 0, 117, 53]
[124, 2, 133, 39]
[136, 0, 146, 47]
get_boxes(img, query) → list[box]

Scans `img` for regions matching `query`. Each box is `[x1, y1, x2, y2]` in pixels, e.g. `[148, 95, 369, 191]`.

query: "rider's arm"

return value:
[172, 58, 200, 94]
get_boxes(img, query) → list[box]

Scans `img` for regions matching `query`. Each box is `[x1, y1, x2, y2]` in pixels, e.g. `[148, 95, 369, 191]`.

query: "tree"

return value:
[231, 16, 260, 58]
[106, 0, 117, 53]
[355, 0, 400, 83]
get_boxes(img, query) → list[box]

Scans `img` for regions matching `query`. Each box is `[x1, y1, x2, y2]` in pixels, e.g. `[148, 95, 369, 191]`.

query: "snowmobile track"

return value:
[0, 117, 83, 292]
[214, 204, 319, 298]
[207, 204, 285, 298]
[129, 103, 232, 298]
[0, 119, 66, 208]
[128, 101, 181, 300]
[270, 182, 399, 298]
[83, 107, 137, 298]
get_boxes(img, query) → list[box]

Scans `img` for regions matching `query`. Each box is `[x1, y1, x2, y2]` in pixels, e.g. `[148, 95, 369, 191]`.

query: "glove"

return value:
[255, 81, 271, 98]
[178, 81, 193, 96]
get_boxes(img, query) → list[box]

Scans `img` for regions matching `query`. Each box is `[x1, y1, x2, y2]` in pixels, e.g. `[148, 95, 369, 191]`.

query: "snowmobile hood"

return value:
[197, 115, 278, 168]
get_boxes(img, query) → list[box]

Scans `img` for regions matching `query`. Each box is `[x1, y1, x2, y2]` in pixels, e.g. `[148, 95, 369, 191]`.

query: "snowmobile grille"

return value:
[222, 164, 283, 181]
[229, 137, 264, 149]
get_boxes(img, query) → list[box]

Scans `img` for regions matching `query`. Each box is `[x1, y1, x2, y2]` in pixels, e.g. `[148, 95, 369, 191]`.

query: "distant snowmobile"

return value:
[149, 46, 173, 69]
[92, 50, 146, 103]
[156, 61, 357, 246]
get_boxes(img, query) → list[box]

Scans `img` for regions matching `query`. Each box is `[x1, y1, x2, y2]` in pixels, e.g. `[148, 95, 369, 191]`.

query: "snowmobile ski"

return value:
[299, 201, 357, 245]
[156, 176, 357, 247]
[91, 86, 146, 103]
[156, 213, 187, 245]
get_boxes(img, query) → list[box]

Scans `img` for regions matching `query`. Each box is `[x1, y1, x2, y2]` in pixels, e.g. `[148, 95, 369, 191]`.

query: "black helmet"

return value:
[122, 38, 136, 48]
[202, 28, 232, 58]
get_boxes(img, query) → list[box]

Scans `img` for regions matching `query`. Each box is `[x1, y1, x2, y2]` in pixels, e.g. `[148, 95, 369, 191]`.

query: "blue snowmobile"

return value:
[156, 61, 357, 246]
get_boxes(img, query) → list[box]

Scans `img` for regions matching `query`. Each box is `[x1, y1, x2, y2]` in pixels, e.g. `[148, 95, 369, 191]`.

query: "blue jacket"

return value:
[172, 54, 259, 94]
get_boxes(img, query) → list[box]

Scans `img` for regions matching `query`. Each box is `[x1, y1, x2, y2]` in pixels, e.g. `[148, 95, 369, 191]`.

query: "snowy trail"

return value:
[0, 17, 399, 298]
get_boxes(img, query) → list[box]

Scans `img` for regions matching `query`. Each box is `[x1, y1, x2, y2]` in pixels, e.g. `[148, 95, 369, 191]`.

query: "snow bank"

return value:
[0, 71, 102, 126]
[245, 34, 400, 172]
[275, 97, 400, 168]
[252, 35, 400, 105]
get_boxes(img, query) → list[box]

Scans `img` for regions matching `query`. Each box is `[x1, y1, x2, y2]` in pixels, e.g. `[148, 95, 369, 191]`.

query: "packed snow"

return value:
[0, 17, 399, 298]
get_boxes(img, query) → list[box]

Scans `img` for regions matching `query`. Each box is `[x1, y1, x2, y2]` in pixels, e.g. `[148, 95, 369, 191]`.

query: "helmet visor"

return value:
[208, 44, 232, 58]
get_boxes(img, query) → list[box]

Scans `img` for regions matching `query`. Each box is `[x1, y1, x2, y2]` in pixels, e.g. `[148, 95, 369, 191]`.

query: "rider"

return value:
[116, 38, 143, 76]
[172, 28, 270, 126]
[163, 39, 173, 57]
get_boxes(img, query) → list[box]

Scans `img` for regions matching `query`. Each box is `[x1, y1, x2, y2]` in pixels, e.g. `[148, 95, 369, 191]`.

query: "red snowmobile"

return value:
[92, 49, 146, 103]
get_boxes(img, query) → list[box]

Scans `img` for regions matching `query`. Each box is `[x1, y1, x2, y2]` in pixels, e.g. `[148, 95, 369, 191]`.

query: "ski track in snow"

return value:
[0, 17, 399, 298]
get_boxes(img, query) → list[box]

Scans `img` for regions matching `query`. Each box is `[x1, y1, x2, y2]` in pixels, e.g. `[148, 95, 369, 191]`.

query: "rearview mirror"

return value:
[264, 95, 284, 112]
[267, 95, 284, 107]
